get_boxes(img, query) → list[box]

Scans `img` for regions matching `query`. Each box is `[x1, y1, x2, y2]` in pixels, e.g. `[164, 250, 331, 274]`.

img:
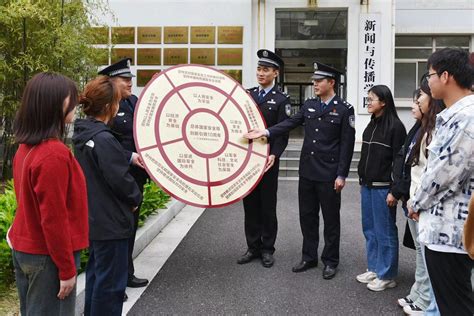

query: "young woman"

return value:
[397, 78, 444, 315]
[72, 76, 142, 316]
[8, 72, 89, 315]
[356, 84, 407, 291]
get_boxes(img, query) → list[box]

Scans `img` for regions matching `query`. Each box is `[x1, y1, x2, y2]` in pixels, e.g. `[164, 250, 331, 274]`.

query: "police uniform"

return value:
[267, 62, 355, 274]
[239, 50, 290, 266]
[98, 58, 150, 287]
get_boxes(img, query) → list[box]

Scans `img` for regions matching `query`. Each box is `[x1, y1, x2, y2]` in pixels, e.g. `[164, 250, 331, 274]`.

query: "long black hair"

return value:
[408, 77, 445, 165]
[14, 72, 78, 145]
[367, 85, 403, 136]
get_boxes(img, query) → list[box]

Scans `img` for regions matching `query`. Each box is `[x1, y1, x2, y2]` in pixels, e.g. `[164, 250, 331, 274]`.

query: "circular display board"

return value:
[134, 64, 269, 208]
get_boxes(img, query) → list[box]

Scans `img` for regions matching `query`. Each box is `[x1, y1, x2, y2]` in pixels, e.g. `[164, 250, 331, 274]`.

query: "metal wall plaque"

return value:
[164, 48, 188, 65]
[164, 27, 189, 44]
[190, 26, 216, 44]
[134, 64, 268, 208]
[218, 26, 243, 44]
[90, 27, 109, 44]
[137, 27, 162, 44]
[111, 48, 135, 65]
[217, 48, 243, 65]
[137, 48, 162, 65]
[111, 27, 135, 44]
[223, 70, 242, 84]
[190, 48, 215, 65]
[137, 69, 160, 87]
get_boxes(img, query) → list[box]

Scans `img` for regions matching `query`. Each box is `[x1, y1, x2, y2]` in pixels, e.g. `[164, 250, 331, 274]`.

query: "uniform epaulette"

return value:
[247, 87, 258, 94]
[342, 100, 353, 109]
[275, 90, 290, 98]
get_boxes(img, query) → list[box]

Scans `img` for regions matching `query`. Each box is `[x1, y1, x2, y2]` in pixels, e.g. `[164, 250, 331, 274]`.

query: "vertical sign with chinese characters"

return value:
[358, 13, 381, 114]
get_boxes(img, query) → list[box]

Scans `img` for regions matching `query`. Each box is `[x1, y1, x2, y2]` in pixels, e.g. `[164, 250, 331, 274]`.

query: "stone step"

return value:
[278, 167, 358, 179]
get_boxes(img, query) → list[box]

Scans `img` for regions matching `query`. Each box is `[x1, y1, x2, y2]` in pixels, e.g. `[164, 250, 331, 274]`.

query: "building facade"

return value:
[97, 0, 474, 145]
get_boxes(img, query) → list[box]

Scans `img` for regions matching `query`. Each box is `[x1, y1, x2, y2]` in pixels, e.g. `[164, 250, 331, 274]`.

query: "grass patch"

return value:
[0, 283, 19, 315]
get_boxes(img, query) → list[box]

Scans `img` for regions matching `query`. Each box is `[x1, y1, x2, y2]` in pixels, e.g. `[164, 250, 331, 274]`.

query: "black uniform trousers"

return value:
[298, 176, 341, 267]
[242, 160, 280, 254]
[424, 247, 474, 316]
[127, 168, 148, 278]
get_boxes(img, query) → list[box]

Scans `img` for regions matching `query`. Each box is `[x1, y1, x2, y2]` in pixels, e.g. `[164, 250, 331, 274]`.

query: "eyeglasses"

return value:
[367, 98, 380, 103]
[425, 72, 438, 80]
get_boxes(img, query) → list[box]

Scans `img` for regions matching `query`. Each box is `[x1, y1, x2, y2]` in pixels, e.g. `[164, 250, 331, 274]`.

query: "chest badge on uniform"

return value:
[117, 112, 125, 116]
[334, 101, 338, 104]
[308, 108, 316, 112]
[329, 109, 339, 116]
[267, 99, 276, 104]
[285, 104, 292, 116]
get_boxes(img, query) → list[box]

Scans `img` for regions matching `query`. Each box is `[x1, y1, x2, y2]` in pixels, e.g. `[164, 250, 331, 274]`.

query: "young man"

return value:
[409, 48, 474, 315]
[244, 62, 355, 279]
[99, 58, 150, 289]
[237, 49, 290, 268]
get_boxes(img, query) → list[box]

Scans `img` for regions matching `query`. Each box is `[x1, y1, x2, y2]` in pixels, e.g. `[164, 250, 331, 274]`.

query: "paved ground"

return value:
[129, 181, 415, 315]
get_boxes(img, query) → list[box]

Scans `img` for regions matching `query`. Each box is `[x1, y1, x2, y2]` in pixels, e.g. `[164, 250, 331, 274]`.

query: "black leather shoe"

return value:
[123, 292, 128, 302]
[323, 265, 337, 279]
[292, 260, 318, 273]
[237, 251, 260, 264]
[261, 253, 274, 268]
[127, 275, 149, 288]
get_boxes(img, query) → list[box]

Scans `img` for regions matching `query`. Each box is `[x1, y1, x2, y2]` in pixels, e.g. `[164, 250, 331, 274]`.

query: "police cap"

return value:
[98, 58, 135, 78]
[311, 62, 343, 81]
[257, 49, 283, 69]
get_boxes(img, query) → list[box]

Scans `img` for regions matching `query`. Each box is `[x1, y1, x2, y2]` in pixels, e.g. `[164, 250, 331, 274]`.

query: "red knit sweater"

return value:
[8, 139, 89, 280]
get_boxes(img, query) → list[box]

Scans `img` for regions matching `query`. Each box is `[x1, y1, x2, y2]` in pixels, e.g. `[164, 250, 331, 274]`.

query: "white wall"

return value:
[395, 0, 474, 34]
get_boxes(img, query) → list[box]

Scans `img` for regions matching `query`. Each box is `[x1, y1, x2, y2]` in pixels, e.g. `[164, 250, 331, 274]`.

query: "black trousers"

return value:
[424, 247, 474, 316]
[127, 168, 148, 278]
[242, 160, 279, 254]
[298, 177, 341, 267]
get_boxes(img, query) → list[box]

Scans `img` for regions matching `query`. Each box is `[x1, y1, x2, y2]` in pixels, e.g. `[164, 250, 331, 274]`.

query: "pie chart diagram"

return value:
[134, 64, 269, 208]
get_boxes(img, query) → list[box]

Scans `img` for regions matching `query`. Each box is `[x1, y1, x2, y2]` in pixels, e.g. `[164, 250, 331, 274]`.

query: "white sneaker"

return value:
[403, 304, 424, 315]
[356, 270, 377, 283]
[367, 278, 397, 291]
[397, 296, 414, 307]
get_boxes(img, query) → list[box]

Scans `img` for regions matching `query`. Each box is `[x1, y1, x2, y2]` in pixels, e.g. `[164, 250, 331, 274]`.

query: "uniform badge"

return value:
[263, 50, 268, 57]
[334, 101, 338, 104]
[308, 108, 316, 112]
[349, 115, 355, 128]
[285, 104, 291, 116]
[117, 112, 125, 116]
[267, 99, 276, 104]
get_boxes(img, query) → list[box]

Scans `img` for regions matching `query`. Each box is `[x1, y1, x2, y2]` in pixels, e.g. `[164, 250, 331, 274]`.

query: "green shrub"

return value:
[0, 180, 17, 289]
[138, 180, 171, 228]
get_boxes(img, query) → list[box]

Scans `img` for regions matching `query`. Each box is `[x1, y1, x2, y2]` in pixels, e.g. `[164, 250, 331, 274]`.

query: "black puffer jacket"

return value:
[73, 118, 142, 240]
[358, 115, 407, 187]
[390, 121, 421, 200]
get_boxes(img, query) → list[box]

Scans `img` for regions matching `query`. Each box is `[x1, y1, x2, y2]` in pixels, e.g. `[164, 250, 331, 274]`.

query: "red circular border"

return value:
[155, 82, 253, 187]
[134, 64, 269, 208]
[181, 108, 229, 159]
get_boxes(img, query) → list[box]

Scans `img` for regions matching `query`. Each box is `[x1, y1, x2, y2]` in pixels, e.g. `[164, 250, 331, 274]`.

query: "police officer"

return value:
[237, 49, 290, 268]
[244, 62, 355, 279]
[98, 58, 150, 288]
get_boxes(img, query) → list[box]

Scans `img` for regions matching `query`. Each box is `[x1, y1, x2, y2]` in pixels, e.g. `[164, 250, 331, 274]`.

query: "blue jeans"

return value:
[13, 249, 81, 316]
[84, 239, 129, 316]
[403, 214, 431, 310]
[361, 185, 399, 279]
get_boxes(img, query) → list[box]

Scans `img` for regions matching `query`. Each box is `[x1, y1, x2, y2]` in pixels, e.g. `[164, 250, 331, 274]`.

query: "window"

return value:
[394, 35, 471, 99]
